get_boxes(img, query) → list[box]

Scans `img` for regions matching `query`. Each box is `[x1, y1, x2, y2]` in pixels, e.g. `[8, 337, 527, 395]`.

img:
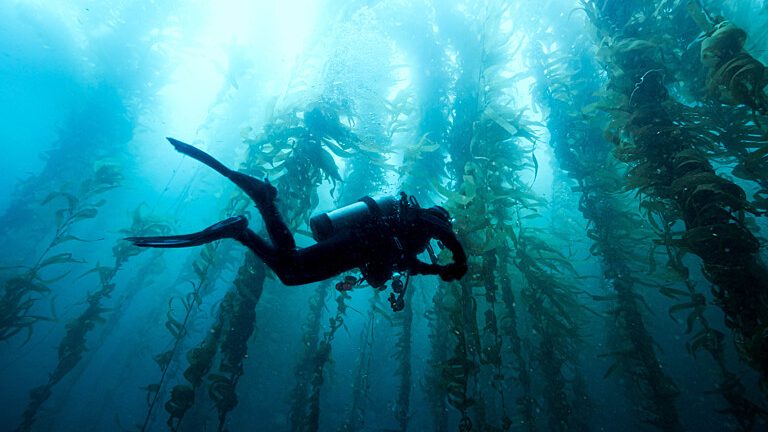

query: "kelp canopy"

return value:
[1, 0, 768, 431]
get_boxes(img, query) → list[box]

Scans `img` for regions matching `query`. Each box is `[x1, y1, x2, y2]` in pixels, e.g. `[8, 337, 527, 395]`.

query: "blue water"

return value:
[1, 1, 768, 431]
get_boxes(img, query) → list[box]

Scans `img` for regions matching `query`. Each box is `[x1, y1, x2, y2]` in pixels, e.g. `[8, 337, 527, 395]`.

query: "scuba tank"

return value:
[309, 195, 401, 242]
[320, 192, 447, 312]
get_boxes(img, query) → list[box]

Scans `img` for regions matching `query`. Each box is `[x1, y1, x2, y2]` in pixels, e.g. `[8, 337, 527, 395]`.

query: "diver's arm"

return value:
[424, 217, 467, 267]
[408, 259, 442, 276]
[408, 255, 466, 281]
[407, 215, 468, 281]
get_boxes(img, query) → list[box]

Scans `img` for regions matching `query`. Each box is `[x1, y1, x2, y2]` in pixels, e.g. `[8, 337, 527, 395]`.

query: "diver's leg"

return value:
[127, 216, 248, 248]
[128, 215, 290, 278]
[236, 228, 366, 286]
[166, 138, 294, 250]
[235, 228, 304, 285]
[233, 228, 281, 268]
[258, 200, 296, 251]
[266, 231, 362, 286]
[167, 138, 277, 206]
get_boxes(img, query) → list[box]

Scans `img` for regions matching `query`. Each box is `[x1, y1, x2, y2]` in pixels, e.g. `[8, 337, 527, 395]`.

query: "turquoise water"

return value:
[1, 1, 768, 431]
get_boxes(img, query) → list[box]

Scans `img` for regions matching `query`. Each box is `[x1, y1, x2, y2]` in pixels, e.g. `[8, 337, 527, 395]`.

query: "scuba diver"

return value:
[127, 138, 468, 302]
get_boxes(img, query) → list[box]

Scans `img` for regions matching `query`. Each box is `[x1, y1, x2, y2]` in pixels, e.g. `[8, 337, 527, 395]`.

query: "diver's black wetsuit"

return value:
[128, 138, 467, 287]
[237, 200, 465, 286]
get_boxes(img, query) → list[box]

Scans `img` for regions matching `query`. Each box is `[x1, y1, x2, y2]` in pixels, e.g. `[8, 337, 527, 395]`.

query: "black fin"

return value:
[166, 137, 277, 207]
[127, 216, 247, 248]
[167, 137, 232, 177]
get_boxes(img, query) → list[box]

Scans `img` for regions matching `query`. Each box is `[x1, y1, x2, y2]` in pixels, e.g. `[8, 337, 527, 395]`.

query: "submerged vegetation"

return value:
[2, 0, 768, 431]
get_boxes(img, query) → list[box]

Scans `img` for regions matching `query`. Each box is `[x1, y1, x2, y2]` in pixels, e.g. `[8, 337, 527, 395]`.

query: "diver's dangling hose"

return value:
[333, 271, 409, 312]
[324, 191, 440, 312]
[383, 194, 435, 312]
[387, 272, 410, 312]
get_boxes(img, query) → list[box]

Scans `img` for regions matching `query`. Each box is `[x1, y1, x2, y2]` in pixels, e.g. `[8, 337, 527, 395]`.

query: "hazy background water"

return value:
[1, 1, 767, 431]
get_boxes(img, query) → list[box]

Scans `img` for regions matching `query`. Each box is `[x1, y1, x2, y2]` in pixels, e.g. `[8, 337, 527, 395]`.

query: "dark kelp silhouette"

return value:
[15, 165, 173, 432]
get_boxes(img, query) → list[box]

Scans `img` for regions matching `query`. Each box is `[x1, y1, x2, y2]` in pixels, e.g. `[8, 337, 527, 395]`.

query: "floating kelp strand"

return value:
[385, 6, 461, 429]
[1, 164, 122, 345]
[15, 170, 163, 432]
[161, 289, 229, 432]
[440, 281, 475, 430]
[498, 245, 536, 432]
[479, 249, 509, 429]
[686, 7, 768, 115]
[210, 253, 266, 431]
[527, 15, 684, 429]
[393, 282, 414, 431]
[142, 238, 230, 431]
[513, 228, 587, 432]
[658, 216, 768, 431]
[616, 49, 768, 392]
[139, 177, 244, 431]
[337, 292, 380, 432]
[432, 3, 530, 429]
[289, 282, 329, 432]
[307, 290, 351, 432]
[425, 280, 453, 432]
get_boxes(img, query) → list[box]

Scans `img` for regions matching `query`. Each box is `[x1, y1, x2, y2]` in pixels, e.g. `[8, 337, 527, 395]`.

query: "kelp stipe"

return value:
[387, 7, 457, 428]
[337, 291, 381, 432]
[424, 281, 454, 432]
[289, 282, 330, 431]
[578, 4, 691, 430]
[14, 164, 129, 432]
[245, 98, 364, 431]
[660, 218, 768, 431]
[514, 228, 590, 432]
[392, 279, 415, 430]
[262, 108, 355, 429]
[431, 279, 475, 431]
[207, 253, 266, 430]
[497, 246, 536, 432]
[279, 12, 399, 422]
[170, 285, 226, 420]
[692, 14, 768, 116]
[581, 0, 768, 427]
[142, 239, 229, 431]
[395, 55, 456, 432]
[147, 93, 362, 430]
[0, 163, 121, 346]
[144, 140, 266, 431]
[419, 1, 557, 429]
[289, 281, 354, 432]
[586, 1, 768, 393]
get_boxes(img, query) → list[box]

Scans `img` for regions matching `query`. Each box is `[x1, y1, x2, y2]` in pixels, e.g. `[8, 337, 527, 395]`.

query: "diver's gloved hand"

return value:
[439, 262, 468, 282]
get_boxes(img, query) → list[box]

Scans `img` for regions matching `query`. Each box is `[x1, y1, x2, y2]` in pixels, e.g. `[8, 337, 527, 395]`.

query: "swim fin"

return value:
[127, 216, 248, 248]
[167, 137, 231, 177]
[166, 137, 277, 207]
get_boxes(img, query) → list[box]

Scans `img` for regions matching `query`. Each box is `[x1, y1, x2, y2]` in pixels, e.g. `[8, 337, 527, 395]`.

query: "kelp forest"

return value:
[2, 0, 768, 431]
